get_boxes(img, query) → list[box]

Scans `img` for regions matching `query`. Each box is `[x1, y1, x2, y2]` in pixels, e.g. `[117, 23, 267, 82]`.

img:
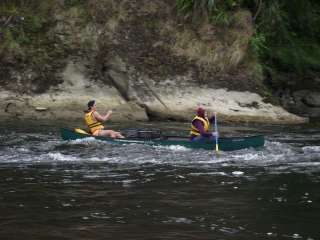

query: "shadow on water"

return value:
[0, 120, 319, 240]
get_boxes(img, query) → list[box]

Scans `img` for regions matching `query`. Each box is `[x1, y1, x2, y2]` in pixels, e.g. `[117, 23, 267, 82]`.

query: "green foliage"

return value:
[0, 0, 63, 67]
[212, 9, 230, 26]
[0, 29, 21, 54]
[64, 0, 86, 8]
[176, 0, 238, 25]
[250, 32, 267, 56]
[176, 0, 217, 14]
[254, 0, 320, 75]
[0, 0, 52, 43]
[176, 0, 320, 83]
[271, 39, 320, 73]
[176, 0, 194, 14]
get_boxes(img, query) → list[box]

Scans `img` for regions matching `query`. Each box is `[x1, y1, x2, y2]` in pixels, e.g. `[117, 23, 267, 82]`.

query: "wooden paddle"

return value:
[214, 112, 219, 154]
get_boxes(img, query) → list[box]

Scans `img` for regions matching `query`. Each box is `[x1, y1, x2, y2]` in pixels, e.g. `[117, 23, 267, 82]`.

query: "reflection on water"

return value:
[0, 122, 319, 240]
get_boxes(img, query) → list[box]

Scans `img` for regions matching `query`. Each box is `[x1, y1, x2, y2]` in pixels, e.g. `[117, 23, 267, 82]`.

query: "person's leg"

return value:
[109, 130, 125, 138]
[191, 135, 212, 142]
[114, 131, 125, 138]
[109, 131, 117, 138]
[191, 135, 203, 142]
[96, 130, 124, 138]
[92, 130, 102, 136]
[93, 129, 113, 137]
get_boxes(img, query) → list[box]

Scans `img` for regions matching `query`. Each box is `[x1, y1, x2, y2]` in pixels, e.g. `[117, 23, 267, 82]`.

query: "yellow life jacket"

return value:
[190, 116, 210, 136]
[84, 111, 104, 134]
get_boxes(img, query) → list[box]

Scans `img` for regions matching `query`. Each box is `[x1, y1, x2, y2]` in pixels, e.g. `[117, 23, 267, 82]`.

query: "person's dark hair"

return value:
[87, 100, 95, 110]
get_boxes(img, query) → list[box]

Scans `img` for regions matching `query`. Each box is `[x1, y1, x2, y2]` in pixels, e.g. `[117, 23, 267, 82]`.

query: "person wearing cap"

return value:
[190, 107, 218, 141]
[84, 100, 124, 138]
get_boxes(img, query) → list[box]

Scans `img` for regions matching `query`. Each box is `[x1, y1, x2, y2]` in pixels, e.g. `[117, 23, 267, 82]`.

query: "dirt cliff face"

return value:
[0, 0, 308, 123]
[0, 0, 261, 93]
[91, 0, 263, 91]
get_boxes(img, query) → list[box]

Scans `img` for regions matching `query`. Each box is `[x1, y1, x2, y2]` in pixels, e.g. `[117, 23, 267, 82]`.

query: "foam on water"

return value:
[232, 171, 244, 176]
[69, 137, 102, 144]
[1, 129, 320, 175]
[302, 145, 320, 153]
[155, 145, 191, 152]
[47, 152, 80, 162]
[188, 172, 227, 176]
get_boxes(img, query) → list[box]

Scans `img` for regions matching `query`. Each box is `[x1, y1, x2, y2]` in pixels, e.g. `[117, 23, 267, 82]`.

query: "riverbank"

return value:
[0, 0, 315, 124]
[0, 83, 307, 124]
[0, 59, 307, 124]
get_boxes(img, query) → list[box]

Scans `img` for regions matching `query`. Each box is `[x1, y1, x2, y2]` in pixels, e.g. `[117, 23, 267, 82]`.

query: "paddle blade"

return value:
[74, 128, 90, 135]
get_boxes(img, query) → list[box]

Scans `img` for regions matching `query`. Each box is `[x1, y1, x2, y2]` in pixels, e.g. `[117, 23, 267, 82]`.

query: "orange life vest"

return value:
[84, 111, 104, 134]
[190, 116, 210, 136]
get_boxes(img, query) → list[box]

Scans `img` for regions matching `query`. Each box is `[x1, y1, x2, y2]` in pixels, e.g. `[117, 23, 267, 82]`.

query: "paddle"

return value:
[214, 112, 219, 154]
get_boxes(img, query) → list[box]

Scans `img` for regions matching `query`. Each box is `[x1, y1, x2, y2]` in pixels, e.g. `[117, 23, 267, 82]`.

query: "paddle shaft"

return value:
[214, 113, 219, 152]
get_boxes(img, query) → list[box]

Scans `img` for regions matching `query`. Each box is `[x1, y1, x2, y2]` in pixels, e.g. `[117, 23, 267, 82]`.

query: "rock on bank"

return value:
[0, 61, 306, 124]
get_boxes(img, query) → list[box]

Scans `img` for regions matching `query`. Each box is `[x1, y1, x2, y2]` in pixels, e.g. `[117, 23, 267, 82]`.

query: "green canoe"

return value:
[61, 128, 265, 151]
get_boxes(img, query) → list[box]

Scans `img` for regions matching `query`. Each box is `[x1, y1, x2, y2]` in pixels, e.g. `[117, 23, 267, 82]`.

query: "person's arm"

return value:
[93, 110, 112, 122]
[193, 120, 212, 137]
[209, 114, 216, 124]
[209, 113, 219, 137]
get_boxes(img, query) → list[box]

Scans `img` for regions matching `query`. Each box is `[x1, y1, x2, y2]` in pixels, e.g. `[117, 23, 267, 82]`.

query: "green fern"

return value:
[250, 32, 268, 56]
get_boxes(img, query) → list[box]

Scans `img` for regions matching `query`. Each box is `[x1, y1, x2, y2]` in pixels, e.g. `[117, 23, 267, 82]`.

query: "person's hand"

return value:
[212, 131, 219, 137]
[208, 111, 216, 119]
[107, 110, 113, 115]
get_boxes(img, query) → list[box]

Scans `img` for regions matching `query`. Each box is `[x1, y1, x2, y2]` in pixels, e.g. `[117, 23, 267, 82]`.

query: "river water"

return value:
[0, 122, 319, 240]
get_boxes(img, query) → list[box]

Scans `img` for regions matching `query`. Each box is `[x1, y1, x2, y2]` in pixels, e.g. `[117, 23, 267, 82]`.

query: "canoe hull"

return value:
[61, 128, 264, 151]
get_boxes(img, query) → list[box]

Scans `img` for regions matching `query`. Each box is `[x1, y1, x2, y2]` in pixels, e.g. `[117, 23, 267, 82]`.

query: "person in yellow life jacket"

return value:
[84, 100, 124, 138]
[190, 107, 218, 141]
